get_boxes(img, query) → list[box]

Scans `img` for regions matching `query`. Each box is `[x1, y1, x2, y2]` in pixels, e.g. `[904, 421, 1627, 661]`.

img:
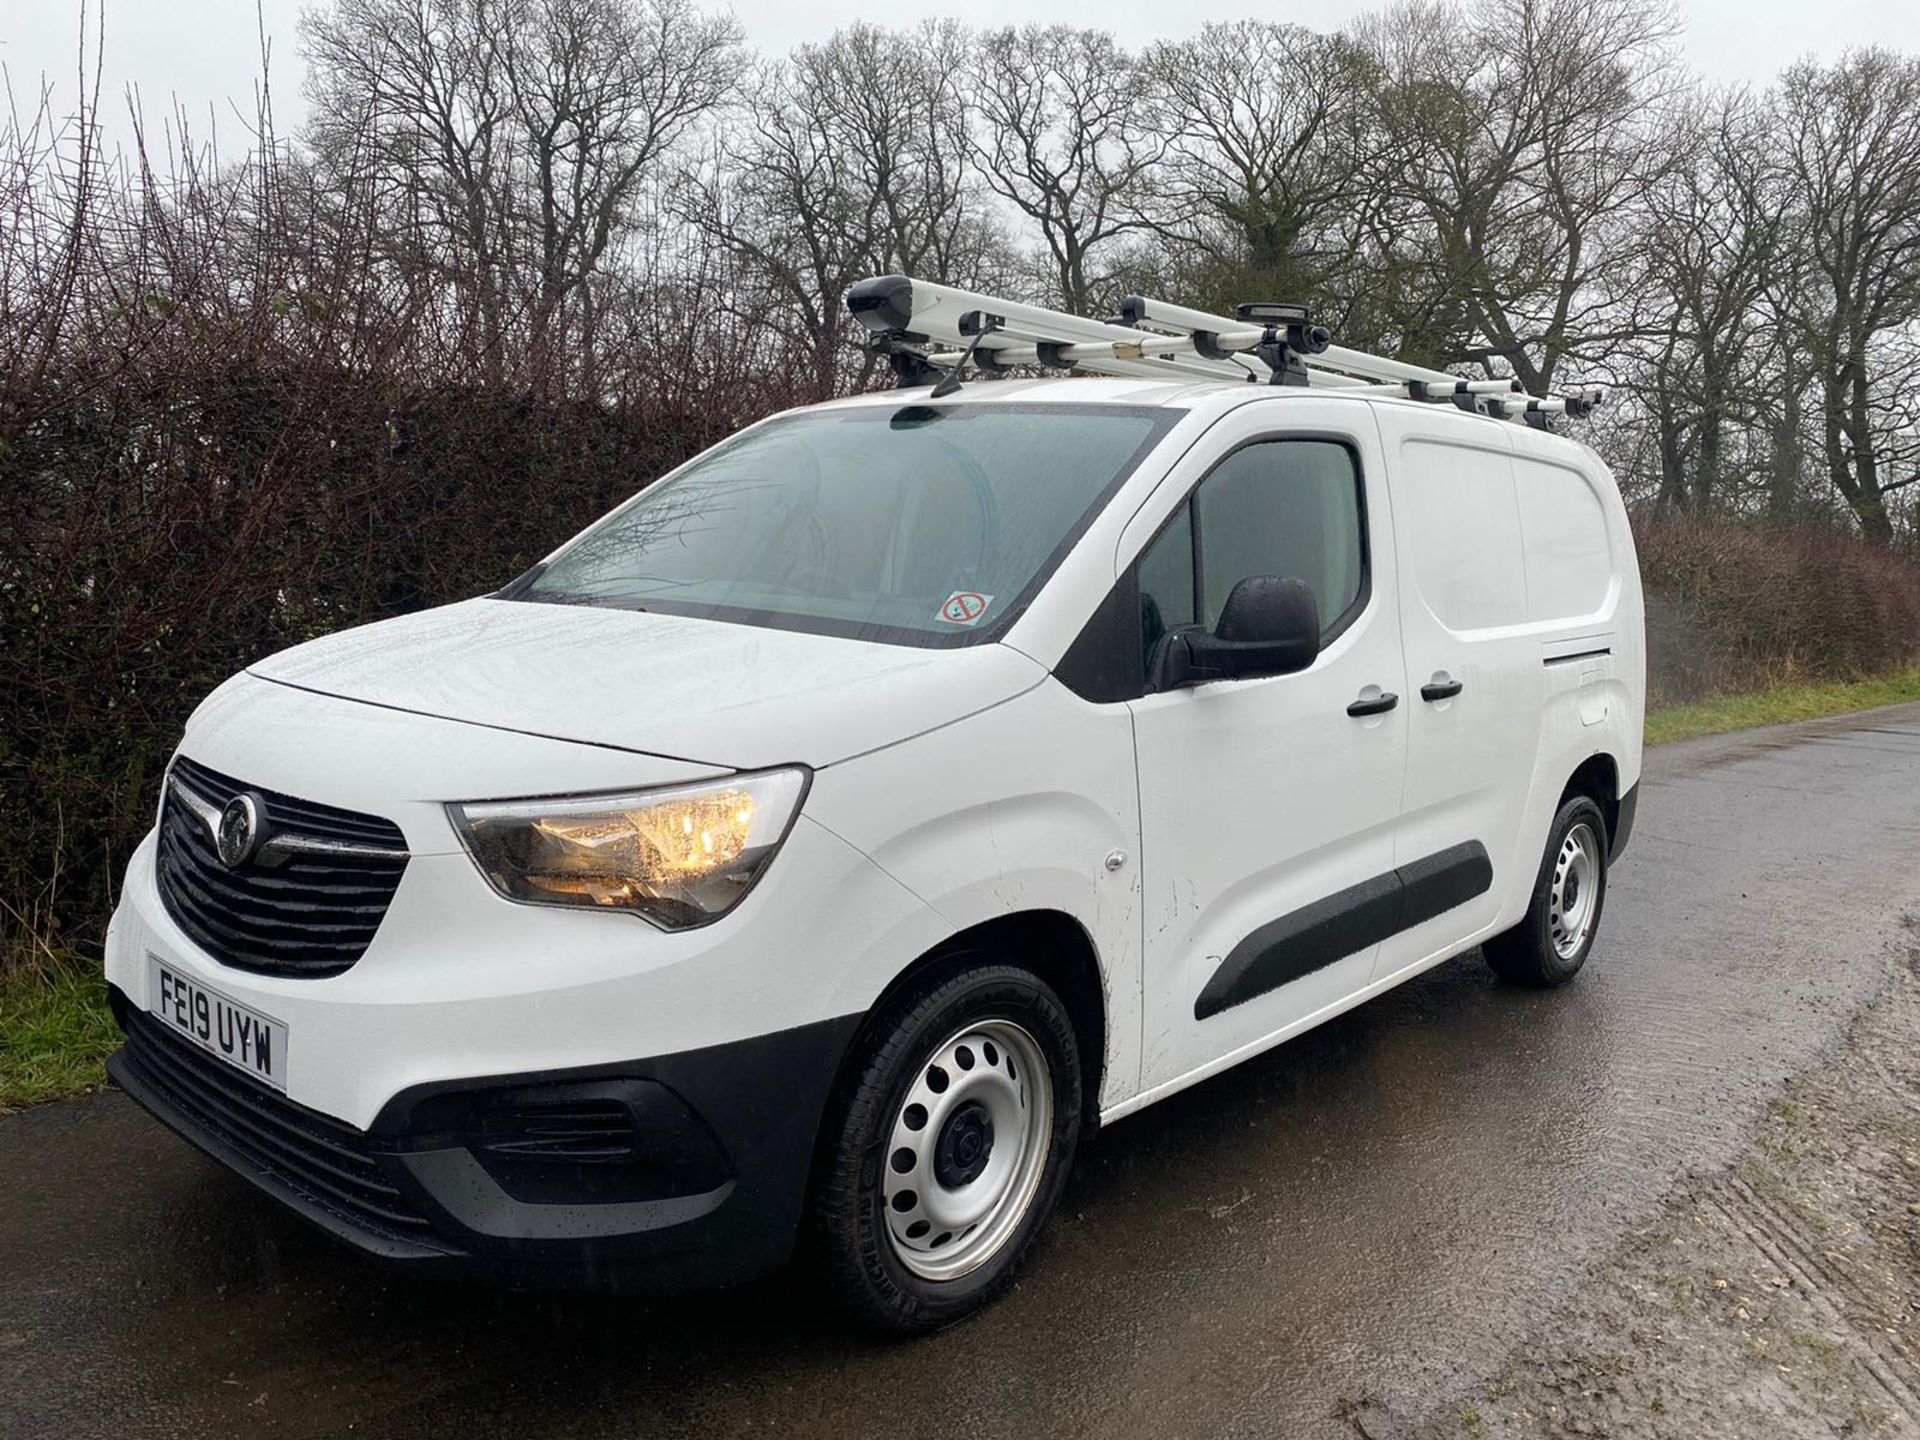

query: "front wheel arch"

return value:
[807, 960, 1086, 1332]
[832, 910, 1107, 1135]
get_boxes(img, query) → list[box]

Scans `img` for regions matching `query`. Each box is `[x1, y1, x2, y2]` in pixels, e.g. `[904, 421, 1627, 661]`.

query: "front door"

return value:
[1126, 403, 1409, 1095]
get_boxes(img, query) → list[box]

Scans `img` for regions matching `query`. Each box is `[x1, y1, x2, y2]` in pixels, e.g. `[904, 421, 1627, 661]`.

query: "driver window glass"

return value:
[1194, 440, 1363, 636]
[1136, 508, 1195, 670]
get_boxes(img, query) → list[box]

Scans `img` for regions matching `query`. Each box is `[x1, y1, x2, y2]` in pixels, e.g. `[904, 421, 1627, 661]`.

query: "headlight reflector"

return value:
[449, 768, 808, 929]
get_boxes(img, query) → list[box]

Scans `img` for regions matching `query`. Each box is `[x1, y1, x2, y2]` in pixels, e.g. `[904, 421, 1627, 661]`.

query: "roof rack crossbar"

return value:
[846, 276, 1602, 427]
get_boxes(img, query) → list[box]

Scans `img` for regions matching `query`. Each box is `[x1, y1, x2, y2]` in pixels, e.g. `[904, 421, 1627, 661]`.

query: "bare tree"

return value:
[0, 21, 109, 445]
[1771, 49, 1920, 543]
[802, 22, 997, 287]
[1625, 90, 1782, 513]
[681, 22, 1000, 396]
[1358, 0, 1680, 390]
[302, 0, 742, 392]
[503, 0, 742, 385]
[1141, 23, 1378, 309]
[971, 26, 1162, 312]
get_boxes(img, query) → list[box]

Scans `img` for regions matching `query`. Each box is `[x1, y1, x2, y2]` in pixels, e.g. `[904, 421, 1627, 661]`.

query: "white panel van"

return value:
[104, 289, 1643, 1334]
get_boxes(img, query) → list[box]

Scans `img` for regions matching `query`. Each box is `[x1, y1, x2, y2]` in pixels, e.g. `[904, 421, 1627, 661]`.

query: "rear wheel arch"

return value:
[1559, 752, 1621, 847]
[1485, 791, 1609, 987]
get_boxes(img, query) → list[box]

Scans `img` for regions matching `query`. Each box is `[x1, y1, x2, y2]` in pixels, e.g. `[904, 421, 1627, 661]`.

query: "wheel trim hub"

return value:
[881, 1019, 1052, 1282]
[1549, 821, 1601, 960]
[934, 1101, 995, 1187]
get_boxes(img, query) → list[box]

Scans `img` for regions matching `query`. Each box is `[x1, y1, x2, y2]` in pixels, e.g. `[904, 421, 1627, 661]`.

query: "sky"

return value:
[6, 0, 1920, 153]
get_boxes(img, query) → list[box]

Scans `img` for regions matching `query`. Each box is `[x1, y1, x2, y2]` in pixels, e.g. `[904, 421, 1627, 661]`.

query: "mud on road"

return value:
[7, 706, 1920, 1440]
[1433, 922, 1920, 1438]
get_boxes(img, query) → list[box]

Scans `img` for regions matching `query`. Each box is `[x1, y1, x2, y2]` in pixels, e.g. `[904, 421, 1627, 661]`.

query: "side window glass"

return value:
[1194, 440, 1364, 638]
[1136, 506, 1195, 670]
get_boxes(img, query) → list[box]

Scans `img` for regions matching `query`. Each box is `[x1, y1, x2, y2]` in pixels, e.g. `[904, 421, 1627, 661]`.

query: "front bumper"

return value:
[108, 986, 860, 1290]
[99, 684, 955, 1286]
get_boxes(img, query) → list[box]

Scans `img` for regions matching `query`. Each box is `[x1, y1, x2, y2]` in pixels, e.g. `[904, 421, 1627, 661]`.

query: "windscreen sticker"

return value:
[938, 591, 994, 626]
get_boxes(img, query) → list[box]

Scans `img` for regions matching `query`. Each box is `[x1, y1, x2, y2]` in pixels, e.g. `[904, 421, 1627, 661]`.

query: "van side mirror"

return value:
[1159, 576, 1320, 690]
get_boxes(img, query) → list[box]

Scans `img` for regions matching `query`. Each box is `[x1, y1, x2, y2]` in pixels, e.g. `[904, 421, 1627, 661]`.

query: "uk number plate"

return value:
[147, 955, 288, 1092]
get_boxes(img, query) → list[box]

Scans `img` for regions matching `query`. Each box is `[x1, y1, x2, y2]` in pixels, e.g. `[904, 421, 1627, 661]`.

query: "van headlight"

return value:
[448, 768, 809, 930]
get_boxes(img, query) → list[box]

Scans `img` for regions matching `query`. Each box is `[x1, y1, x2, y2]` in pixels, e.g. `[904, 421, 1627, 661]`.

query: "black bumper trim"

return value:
[107, 1013, 453, 1263]
[109, 985, 864, 1291]
[400, 1148, 735, 1241]
[1610, 781, 1639, 862]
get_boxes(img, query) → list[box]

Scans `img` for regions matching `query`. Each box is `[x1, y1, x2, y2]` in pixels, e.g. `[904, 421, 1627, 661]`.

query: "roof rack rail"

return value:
[846, 275, 1602, 429]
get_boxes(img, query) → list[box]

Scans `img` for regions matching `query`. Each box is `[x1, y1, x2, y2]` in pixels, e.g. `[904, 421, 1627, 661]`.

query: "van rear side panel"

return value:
[1368, 402, 1642, 987]
[1507, 428, 1645, 821]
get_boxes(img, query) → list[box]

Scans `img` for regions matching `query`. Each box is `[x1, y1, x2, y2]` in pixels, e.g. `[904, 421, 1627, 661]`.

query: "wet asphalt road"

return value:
[7, 706, 1920, 1440]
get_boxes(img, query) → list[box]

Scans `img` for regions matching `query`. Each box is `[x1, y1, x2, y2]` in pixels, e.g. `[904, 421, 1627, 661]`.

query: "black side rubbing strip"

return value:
[1543, 647, 1611, 666]
[1194, 872, 1402, 1022]
[1194, 841, 1493, 1020]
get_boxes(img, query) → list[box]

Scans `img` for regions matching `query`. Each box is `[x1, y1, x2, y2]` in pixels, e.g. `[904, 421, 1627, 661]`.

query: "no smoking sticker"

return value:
[938, 591, 993, 626]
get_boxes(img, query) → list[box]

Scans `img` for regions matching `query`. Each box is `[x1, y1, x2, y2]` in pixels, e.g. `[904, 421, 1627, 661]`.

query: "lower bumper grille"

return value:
[114, 1000, 446, 1251]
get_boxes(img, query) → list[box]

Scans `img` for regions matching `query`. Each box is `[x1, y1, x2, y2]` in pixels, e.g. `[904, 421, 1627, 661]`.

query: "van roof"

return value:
[803, 377, 1604, 463]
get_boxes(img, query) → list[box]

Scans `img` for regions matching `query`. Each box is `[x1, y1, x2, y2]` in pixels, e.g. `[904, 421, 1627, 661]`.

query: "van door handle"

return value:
[1420, 680, 1464, 702]
[1346, 691, 1400, 717]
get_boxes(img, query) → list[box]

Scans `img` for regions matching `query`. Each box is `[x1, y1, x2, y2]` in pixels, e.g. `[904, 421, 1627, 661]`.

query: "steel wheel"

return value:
[881, 1019, 1053, 1282]
[1549, 821, 1601, 960]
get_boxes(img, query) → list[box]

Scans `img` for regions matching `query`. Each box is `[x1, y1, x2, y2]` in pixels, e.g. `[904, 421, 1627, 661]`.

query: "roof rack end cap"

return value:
[847, 275, 917, 335]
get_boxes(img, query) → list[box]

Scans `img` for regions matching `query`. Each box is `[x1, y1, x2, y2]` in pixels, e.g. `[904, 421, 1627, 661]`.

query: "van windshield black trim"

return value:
[507, 403, 1181, 649]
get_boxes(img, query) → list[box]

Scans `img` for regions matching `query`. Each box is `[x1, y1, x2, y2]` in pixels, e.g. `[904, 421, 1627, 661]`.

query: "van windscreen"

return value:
[513, 403, 1176, 647]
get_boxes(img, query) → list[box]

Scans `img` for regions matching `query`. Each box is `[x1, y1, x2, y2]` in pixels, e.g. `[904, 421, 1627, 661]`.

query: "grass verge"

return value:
[0, 958, 119, 1114]
[1645, 666, 1920, 747]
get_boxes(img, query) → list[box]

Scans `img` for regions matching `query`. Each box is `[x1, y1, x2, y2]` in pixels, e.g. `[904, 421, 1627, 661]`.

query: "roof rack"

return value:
[846, 275, 1602, 428]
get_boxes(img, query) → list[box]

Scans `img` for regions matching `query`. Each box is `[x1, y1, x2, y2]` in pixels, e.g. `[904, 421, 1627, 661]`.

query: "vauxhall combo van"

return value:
[105, 280, 1643, 1333]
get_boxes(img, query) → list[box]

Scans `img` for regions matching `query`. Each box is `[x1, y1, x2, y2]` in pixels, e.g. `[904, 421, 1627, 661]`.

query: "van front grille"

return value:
[155, 756, 409, 979]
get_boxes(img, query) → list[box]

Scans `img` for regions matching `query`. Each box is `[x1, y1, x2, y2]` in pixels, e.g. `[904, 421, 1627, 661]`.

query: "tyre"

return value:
[1484, 794, 1609, 987]
[810, 960, 1083, 1335]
